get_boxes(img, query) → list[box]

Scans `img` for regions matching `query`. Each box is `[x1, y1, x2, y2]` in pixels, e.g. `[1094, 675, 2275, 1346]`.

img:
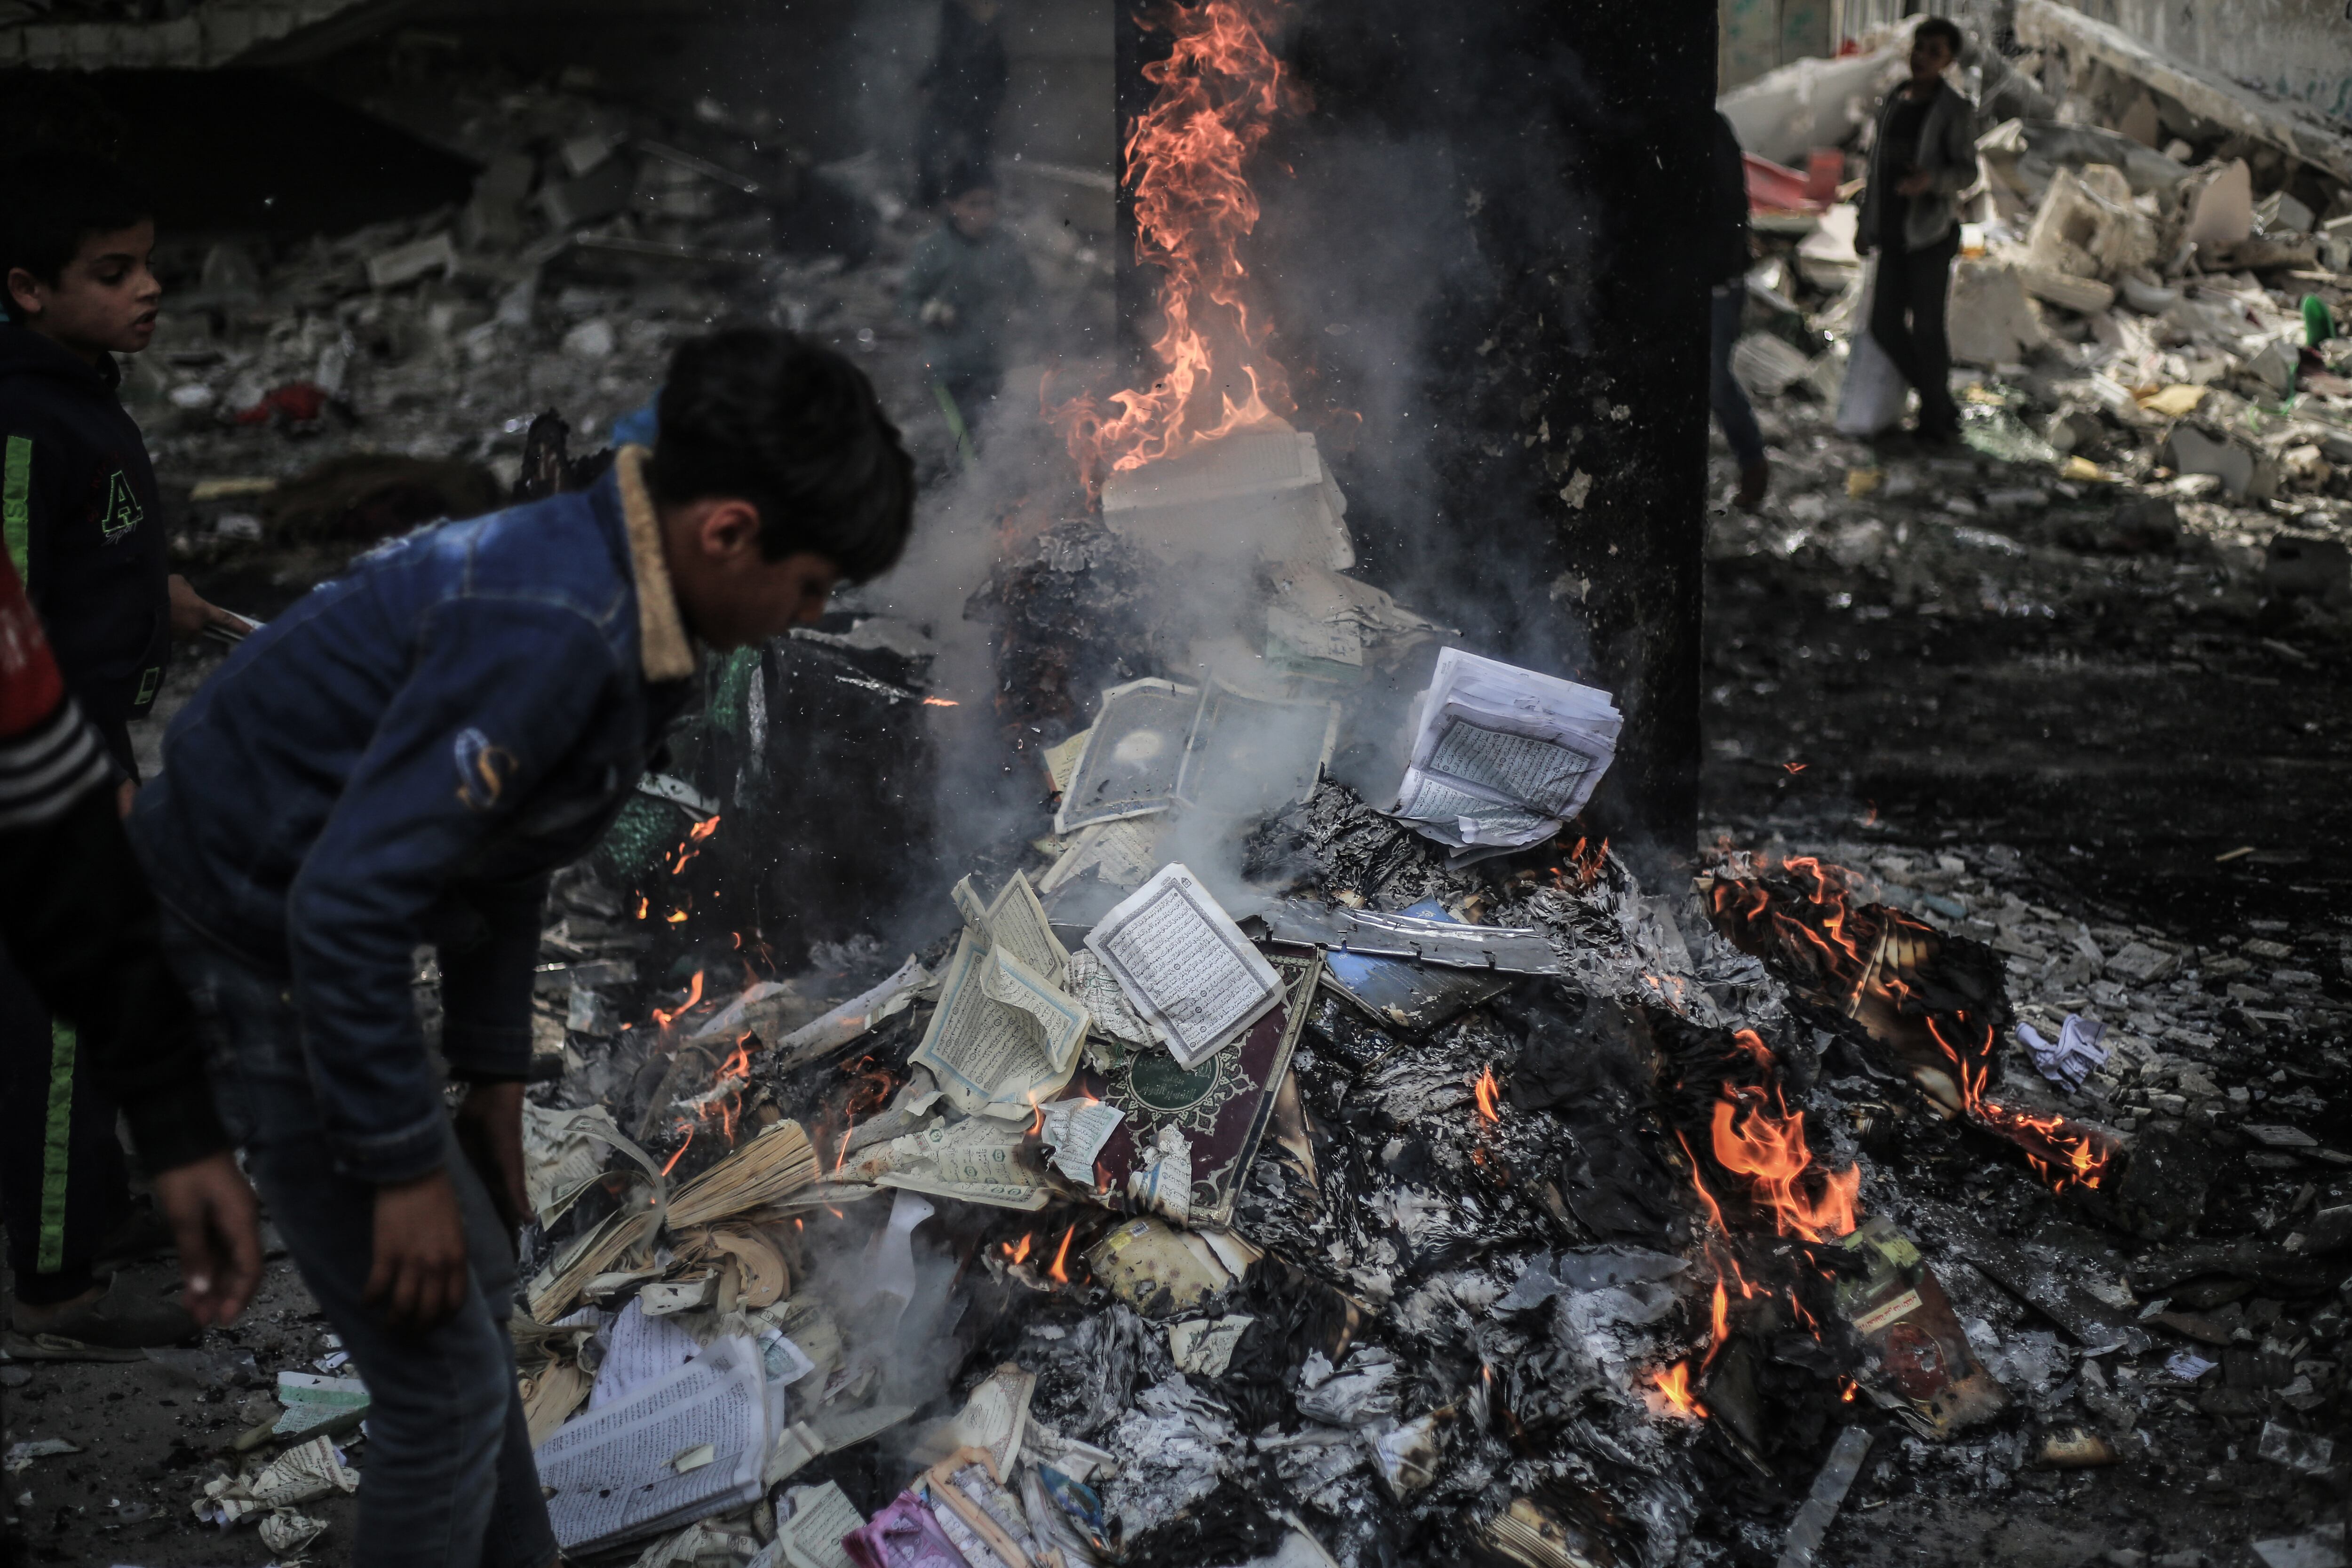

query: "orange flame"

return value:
[1005, 1234, 1034, 1266]
[651, 970, 706, 1029]
[921, 697, 960, 708]
[1708, 1089, 1860, 1242]
[689, 815, 722, 842]
[1473, 1065, 1502, 1123]
[1701, 1280, 1731, 1373]
[661, 1129, 694, 1177]
[1047, 1224, 1076, 1285]
[1651, 1361, 1706, 1418]
[1049, 0, 1301, 484]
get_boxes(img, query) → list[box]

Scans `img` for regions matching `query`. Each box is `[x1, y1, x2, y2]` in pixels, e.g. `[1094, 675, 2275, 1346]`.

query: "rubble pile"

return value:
[1724, 28, 2352, 584]
[124, 60, 1103, 606]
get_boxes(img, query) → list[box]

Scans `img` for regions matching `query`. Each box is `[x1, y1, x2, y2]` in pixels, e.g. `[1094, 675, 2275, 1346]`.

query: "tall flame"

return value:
[1708, 1088, 1860, 1243]
[1050, 0, 1300, 483]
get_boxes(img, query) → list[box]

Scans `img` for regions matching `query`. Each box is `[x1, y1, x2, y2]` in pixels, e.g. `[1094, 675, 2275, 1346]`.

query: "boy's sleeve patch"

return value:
[3, 435, 32, 581]
[452, 726, 519, 811]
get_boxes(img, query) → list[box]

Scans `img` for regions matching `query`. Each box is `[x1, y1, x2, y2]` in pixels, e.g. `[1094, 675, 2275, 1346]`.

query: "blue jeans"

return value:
[160, 916, 557, 1568]
[1710, 283, 1766, 470]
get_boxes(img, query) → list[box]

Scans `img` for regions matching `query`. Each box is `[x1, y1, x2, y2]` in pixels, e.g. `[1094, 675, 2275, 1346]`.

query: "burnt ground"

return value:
[1698, 389, 2352, 1568]
[1698, 405, 2350, 947]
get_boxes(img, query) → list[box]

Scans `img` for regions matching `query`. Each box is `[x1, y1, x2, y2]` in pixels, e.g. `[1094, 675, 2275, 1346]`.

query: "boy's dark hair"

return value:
[942, 161, 998, 203]
[0, 148, 153, 294]
[649, 329, 915, 584]
[1915, 17, 1963, 55]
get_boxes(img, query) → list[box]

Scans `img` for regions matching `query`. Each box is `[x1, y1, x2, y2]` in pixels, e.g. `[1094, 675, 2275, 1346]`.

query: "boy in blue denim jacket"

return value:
[128, 329, 914, 1568]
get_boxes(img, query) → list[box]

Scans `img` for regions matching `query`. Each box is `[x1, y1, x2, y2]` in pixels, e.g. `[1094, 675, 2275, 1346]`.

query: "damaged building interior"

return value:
[0, 0, 2348, 1565]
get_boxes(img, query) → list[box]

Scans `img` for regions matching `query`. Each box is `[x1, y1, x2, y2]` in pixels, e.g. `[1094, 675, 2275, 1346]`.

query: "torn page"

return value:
[851, 1115, 1054, 1210]
[523, 1103, 630, 1227]
[910, 929, 1089, 1121]
[1042, 728, 1091, 797]
[536, 1335, 771, 1554]
[951, 1364, 1037, 1477]
[1038, 1098, 1125, 1184]
[778, 1480, 865, 1568]
[1126, 1124, 1193, 1225]
[1085, 863, 1283, 1068]
[1063, 950, 1152, 1045]
[956, 870, 1069, 984]
[1040, 817, 1168, 898]
[1173, 680, 1338, 820]
[1054, 678, 1197, 834]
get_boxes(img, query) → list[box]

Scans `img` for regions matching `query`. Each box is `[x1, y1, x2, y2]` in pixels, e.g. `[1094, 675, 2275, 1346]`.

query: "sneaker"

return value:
[93, 1202, 175, 1275]
[10, 1274, 199, 1348]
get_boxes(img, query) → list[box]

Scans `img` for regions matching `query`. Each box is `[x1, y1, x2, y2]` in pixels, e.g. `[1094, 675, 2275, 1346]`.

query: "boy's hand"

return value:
[453, 1079, 530, 1243]
[365, 1169, 469, 1331]
[150, 1150, 263, 1326]
[167, 574, 235, 640]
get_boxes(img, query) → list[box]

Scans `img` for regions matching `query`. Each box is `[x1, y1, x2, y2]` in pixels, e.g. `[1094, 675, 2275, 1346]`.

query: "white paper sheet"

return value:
[537, 1335, 771, 1554]
[1038, 1098, 1126, 1184]
[1084, 862, 1282, 1068]
[778, 1480, 866, 1568]
[1388, 649, 1620, 853]
[588, 1298, 704, 1413]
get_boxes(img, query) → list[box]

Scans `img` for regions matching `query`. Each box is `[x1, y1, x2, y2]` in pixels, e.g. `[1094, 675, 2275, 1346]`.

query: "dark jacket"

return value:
[1708, 112, 1755, 286]
[900, 223, 1037, 387]
[1, 544, 224, 1171]
[128, 450, 698, 1185]
[1856, 77, 1980, 255]
[0, 326, 170, 778]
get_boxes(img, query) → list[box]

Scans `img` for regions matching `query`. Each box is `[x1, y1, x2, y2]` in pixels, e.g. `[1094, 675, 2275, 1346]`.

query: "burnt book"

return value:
[1069, 949, 1319, 1230]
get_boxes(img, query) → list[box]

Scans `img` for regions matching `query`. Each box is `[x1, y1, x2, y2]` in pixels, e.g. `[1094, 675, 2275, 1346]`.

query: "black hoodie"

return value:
[0, 325, 169, 777]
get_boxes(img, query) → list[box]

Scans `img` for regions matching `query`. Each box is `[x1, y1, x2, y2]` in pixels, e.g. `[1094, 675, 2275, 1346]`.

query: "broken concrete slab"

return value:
[2015, 0, 2352, 185]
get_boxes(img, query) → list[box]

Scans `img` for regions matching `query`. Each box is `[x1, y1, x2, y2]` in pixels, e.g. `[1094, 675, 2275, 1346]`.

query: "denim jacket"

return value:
[129, 449, 697, 1184]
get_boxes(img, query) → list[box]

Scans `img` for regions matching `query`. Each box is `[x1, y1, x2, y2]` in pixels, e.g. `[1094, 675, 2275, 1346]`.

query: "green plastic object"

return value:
[2305, 294, 2336, 348]
[595, 790, 693, 885]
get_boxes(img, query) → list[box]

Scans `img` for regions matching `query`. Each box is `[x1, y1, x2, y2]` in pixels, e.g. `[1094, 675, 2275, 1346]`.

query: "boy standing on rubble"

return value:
[1, 147, 242, 1343]
[128, 328, 914, 1568]
[1855, 17, 1978, 445]
[901, 163, 1038, 433]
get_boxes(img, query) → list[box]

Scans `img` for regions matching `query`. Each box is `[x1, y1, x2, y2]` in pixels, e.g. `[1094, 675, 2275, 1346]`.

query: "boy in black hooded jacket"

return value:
[0, 147, 235, 1341]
